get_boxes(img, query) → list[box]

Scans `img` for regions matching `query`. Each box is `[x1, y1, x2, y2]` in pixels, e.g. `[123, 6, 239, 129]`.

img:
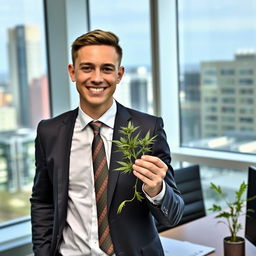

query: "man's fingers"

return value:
[141, 155, 167, 169]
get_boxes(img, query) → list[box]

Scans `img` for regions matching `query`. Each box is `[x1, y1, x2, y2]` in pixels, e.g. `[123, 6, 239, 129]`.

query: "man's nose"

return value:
[91, 69, 103, 84]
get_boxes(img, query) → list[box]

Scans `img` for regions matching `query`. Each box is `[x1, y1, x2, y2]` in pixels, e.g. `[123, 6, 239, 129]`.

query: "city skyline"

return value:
[0, 0, 256, 227]
[1, 1, 256, 74]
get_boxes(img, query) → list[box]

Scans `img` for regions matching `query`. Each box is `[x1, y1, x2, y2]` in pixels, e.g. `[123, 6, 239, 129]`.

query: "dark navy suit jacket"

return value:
[30, 102, 184, 256]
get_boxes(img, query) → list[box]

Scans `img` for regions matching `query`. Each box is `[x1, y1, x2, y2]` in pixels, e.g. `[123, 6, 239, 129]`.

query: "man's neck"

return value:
[80, 101, 113, 120]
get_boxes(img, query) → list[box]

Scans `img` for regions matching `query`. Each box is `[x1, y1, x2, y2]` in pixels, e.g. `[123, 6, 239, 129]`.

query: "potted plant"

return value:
[209, 181, 256, 256]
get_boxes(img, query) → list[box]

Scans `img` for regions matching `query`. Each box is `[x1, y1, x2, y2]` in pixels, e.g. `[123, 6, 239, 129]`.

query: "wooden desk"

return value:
[160, 213, 256, 256]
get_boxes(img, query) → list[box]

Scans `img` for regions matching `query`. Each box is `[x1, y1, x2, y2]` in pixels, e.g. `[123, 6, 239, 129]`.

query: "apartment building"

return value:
[200, 52, 256, 152]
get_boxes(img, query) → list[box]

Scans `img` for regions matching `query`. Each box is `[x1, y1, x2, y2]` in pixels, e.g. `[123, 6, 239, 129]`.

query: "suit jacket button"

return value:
[162, 207, 168, 215]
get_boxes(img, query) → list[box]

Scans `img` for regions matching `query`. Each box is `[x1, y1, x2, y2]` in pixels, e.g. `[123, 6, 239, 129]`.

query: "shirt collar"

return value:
[78, 100, 117, 130]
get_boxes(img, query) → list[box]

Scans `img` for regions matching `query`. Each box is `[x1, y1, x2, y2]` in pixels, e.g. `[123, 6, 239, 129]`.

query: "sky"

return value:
[1, 0, 256, 74]
[89, 0, 151, 68]
[178, 0, 256, 67]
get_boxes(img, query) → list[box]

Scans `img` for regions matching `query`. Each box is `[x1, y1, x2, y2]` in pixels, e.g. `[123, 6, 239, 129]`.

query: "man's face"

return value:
[68, 45, 124, 116]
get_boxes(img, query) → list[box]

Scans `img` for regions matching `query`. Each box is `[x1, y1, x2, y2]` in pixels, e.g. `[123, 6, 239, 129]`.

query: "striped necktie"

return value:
[89, 121, 114, 255]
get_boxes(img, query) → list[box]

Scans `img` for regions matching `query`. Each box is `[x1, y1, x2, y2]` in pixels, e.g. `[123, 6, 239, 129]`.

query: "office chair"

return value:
[156, 165, 206, 232]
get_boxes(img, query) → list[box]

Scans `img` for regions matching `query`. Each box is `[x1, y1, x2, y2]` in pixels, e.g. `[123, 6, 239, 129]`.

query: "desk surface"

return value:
[160, 213, 256, 256]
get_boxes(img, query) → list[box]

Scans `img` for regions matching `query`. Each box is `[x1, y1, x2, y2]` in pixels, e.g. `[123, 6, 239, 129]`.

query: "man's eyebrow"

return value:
[79, 62, 93, 66]
[102, 63, 115, 66]
[102, 63, 116, 69]
[79, 62, 115, 67]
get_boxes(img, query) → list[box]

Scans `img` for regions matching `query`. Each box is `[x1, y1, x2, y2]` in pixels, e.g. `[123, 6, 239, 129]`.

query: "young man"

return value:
[30, 29, 184, 256]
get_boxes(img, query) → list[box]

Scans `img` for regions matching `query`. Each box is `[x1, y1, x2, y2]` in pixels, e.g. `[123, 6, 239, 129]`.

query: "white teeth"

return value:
[89, 87, 104, 92]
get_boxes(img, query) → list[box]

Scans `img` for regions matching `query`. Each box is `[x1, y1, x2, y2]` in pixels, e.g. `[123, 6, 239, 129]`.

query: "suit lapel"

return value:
[108, 103, 131, 210]
[55, 105, 131, 218]
[56, 108, 78, 231]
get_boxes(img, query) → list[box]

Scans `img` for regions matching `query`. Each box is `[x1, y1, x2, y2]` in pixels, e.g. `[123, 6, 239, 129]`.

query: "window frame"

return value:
[0, 0, 90, 254]
[155, 0, 256, 170]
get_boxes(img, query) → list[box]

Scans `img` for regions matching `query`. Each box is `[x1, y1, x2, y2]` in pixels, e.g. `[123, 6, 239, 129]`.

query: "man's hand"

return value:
[133, 155, 167, 197]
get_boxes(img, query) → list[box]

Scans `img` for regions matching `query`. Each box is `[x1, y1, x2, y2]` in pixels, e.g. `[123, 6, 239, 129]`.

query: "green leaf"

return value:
[236, 182, 247, 201]
[216, 212, 232, 218]
[210, 182, 223, 195]
[135, 191, 144, 202]
[114, 161, 133, 173]
[208, 204, 222, 212]
[117, 201, 126, 214]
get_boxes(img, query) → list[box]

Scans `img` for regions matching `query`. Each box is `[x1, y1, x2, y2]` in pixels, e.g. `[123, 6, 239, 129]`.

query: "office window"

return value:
[178, 0, 256, 154]
[173, 161, 248, 211]
[221, 116, 235, 122]
[203, 67, 217, 76]
[220, 68, 235, 76]
[222, 107, 235, 113]
[221, 88, 235, 94]
[205, 124, 218, 130]
[240, 108, 254, 114]
[240, 117, 253, 123]
[222, 97, 236, 104]
[202, 77, 217, 86]
[240, 127, 253, 132]
[204, 97, 218, 103]
[200, 164, 246, 210]
[173, 162, 252, 235]
[205, 115, 217, 121]
[240, 98, 254, 104]
[206, 106, 217, 112]
[89, 0, 153, 114]
[239, 68, 254, 75]
[0, 0, 49, 223]
[240, 88, 254, 95]
[219, 77, 236, 86]
[239, 78, 254, 85]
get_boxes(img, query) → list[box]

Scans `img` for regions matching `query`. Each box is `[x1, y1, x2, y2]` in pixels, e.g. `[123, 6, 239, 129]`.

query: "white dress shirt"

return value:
[59, 101, 165, 256]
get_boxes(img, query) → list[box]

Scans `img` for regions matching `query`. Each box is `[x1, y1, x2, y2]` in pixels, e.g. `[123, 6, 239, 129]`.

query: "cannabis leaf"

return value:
[113, 121, 157, 213]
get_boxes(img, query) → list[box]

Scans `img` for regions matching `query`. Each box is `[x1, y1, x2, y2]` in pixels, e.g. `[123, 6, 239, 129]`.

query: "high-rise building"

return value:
[0, 107, 17, 131]
[30, 75, 50, 129]
[180, 69, 201, 143]
[201, 51, 256, 139]
[8, 25, 42, 128]
[114, 66, 153, 113]
[0, 130, 35, 192]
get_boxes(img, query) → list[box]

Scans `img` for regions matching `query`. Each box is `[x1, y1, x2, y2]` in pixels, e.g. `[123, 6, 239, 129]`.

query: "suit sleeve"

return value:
[146, 117, 184, 227]
[30, 121, 54, 255]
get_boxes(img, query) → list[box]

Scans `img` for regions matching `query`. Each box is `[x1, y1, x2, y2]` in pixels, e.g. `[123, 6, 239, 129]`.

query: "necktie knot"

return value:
[89, 121, 102, 135]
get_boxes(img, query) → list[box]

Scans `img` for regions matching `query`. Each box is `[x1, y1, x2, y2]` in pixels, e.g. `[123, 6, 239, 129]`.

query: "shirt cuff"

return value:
[142, 181, 166, 205]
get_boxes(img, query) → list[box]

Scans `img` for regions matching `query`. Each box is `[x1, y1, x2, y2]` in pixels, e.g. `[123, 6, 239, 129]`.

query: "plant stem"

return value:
[117, 177, 140, 214]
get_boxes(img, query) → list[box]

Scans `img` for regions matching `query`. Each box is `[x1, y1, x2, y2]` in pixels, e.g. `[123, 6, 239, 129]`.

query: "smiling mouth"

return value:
[87, 87, 107, 92]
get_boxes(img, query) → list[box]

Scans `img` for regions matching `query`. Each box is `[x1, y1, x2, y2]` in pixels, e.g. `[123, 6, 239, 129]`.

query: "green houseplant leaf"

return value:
[209, 181, 256, 242]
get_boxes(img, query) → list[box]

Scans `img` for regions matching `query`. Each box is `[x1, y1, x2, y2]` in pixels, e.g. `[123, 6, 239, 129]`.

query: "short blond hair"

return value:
[71, 29, 123, 65]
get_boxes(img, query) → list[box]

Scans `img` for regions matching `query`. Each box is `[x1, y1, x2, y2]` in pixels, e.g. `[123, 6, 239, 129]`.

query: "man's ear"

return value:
[117, 66, 125, 83]
[68, 64, 76, 82]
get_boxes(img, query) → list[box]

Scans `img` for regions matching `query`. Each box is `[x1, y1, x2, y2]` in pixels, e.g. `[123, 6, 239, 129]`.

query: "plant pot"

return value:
[223, 236, 245, 256]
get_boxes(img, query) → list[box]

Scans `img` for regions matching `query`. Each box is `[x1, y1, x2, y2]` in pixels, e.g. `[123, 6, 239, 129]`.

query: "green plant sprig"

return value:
[112, 121, 157, 214]
[208, 181, 256, 242]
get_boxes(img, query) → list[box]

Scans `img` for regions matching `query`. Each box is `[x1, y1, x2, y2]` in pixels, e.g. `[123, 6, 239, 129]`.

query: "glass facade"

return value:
[89, 0, 153, 114]
[0, 0, 49, 223]
[178, 0, 256, 154]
